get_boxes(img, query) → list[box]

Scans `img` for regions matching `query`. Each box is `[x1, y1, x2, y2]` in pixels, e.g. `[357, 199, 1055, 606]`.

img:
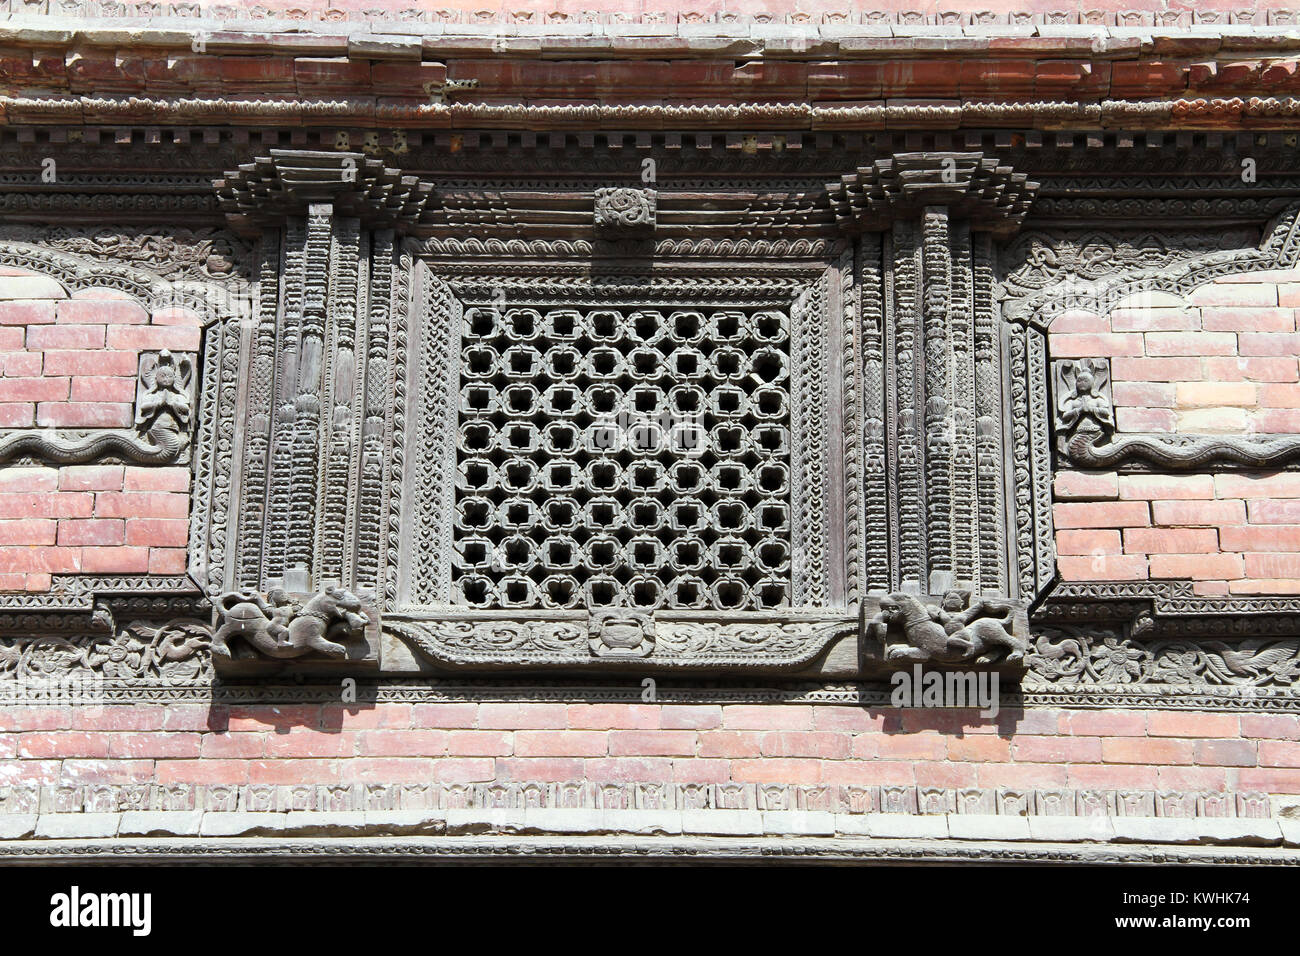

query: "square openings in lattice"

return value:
[452, 304, 794, 611]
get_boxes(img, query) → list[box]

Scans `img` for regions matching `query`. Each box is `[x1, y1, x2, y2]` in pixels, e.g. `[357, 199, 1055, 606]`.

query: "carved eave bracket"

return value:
[828, 152, 1039, 238]
[210, 582, 379, 677]
[214, 149, 434, 236]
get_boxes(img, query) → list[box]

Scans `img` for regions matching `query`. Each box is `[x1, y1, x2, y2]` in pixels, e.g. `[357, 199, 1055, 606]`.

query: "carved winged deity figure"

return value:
[1055, 358, 1114, 434]
[135, 350, 194, 437]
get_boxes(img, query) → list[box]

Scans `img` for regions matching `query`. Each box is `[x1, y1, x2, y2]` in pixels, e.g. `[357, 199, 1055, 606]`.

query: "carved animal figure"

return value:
[210, 586, 369, 661]
[872, 592, 1027, 666]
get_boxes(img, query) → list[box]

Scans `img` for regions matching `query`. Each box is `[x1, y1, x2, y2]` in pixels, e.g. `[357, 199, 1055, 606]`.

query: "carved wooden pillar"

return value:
[832, 153, 1040, 603]
[205, 151, 428, 669]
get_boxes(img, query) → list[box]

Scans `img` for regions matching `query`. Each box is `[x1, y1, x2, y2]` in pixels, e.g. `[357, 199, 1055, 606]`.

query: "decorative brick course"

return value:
[0, 703, 1294, 798]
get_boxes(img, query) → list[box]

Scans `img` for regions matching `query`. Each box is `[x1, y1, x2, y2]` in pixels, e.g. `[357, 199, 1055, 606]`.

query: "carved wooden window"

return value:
[448, 302, 794, 612]
[388, 263, 854, 667]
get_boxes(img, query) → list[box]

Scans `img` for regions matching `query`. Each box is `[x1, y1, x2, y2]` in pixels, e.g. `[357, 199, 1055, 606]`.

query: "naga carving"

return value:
[210, 587, 370, 661]
[0, 349, 195, 465]
[1052, 356, 1300, 470]
[869, 591, 1029, 667]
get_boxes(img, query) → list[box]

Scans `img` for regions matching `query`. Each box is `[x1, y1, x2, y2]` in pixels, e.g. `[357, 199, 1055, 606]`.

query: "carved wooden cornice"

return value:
[214, 150, 433, 234]
[8, 96, 1300, 131]
[827, 152, 1039, 237]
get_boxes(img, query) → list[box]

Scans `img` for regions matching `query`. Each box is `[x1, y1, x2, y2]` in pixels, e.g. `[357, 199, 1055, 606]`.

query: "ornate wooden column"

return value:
[206, 151, 427, 671]
[831, 153, 1045, 606]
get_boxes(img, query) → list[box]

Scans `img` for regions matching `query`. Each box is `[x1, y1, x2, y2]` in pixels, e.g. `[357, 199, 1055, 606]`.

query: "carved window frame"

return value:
[384, 252, 861, 671]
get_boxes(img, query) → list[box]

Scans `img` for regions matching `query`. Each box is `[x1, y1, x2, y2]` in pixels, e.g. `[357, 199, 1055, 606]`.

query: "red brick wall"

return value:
[1, 703, 1298, 796]
[1051, 268, 1300, 595]
[0, 268, 198, 591]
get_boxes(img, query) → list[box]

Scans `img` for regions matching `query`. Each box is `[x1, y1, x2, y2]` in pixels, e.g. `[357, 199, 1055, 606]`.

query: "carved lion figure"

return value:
[210, 586, 369, 661]
[871, 592, 1027, 666]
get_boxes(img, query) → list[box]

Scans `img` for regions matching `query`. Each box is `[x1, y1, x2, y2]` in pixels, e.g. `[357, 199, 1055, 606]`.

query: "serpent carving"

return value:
[0, 349, 192, 465]
[1065, 431, 1300, 470]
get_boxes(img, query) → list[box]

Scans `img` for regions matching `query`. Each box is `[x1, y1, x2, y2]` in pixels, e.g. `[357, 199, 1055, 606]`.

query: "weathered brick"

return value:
[565, 703, 658, 729]
[40, 349, 138, 377]
[1148, 712, 1240, 738]
[1243, 553, 1300, 578]
[1195, 739, 1257, 767]
[1053, 501, 1150, 529]
[0, 291, 59, 319]
[1123, 527, 1218, 554]
[1221, 525, 1300, 552]
[199, 734, 266, 758]
[1063, 711, 1146, 736]
[1050, 332, 1145, 357]
[36, 402, 132, 428]
[1174, 381, 1257, 407]
[659, 705, 723, 730]
[1112, 357, 1202, 381]
[0, 519, 56, 545]
[1145, 331, 1238, 356]
[26, 324, 106, 349]
[123, 517, 189, 547]
[1112, 381, 1175, 407]
[1240, 332, 1300, 356]
[1153, 498, 1246, 526]
[515, 731, 608, 757]
[1110, 306, 1197, 332]
[0, 277, 62, 301]
[1247, 500, 1300, 523]
[1117, 407, 1178, 432]
[1175, 406, 1250, 432]
[1149, 553, 1245, 580]
[445, 731, 513, 756]
[1007, 733, 1095, 762]
[477, 703, 567, 730]
[609, 730, 696, 756]
[104, 324, 202, 351]
[698, 731, 763, 758]
[584, 757, 677, 783]
[55, 298, 148, 325]
[757, 731, 851, 759]
[108, 732, 201, 759]
[1117, 474, 1214, 500]
[1053, 470, 1118, 500]
[1204, 356, 1299, 382]
[1102, 738, 1190, 764]
[410, 703, 478, 728]
[1259, 741, 1300, 768]
[80, 545, 151, 573]
[56, 518, 124, 546]
[1260, 384, 1300, 408]
[122, 467, 190, 492]
[946, 735, 1012, 762]
[0, 404, 33, 427]
[68, 376, 138, 403]
[1190, 282, 1277, 306]
[1056, 529, 1122, 555]
[721, 704, 813, 730]
[1202, 306, 1295, 332]
[1057, 554, 1149, 581]
[93, 491, 189, 519]
[0, 377, 69, 402]
[0, 491, 92, 519]
[58, 465, 124, 492]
